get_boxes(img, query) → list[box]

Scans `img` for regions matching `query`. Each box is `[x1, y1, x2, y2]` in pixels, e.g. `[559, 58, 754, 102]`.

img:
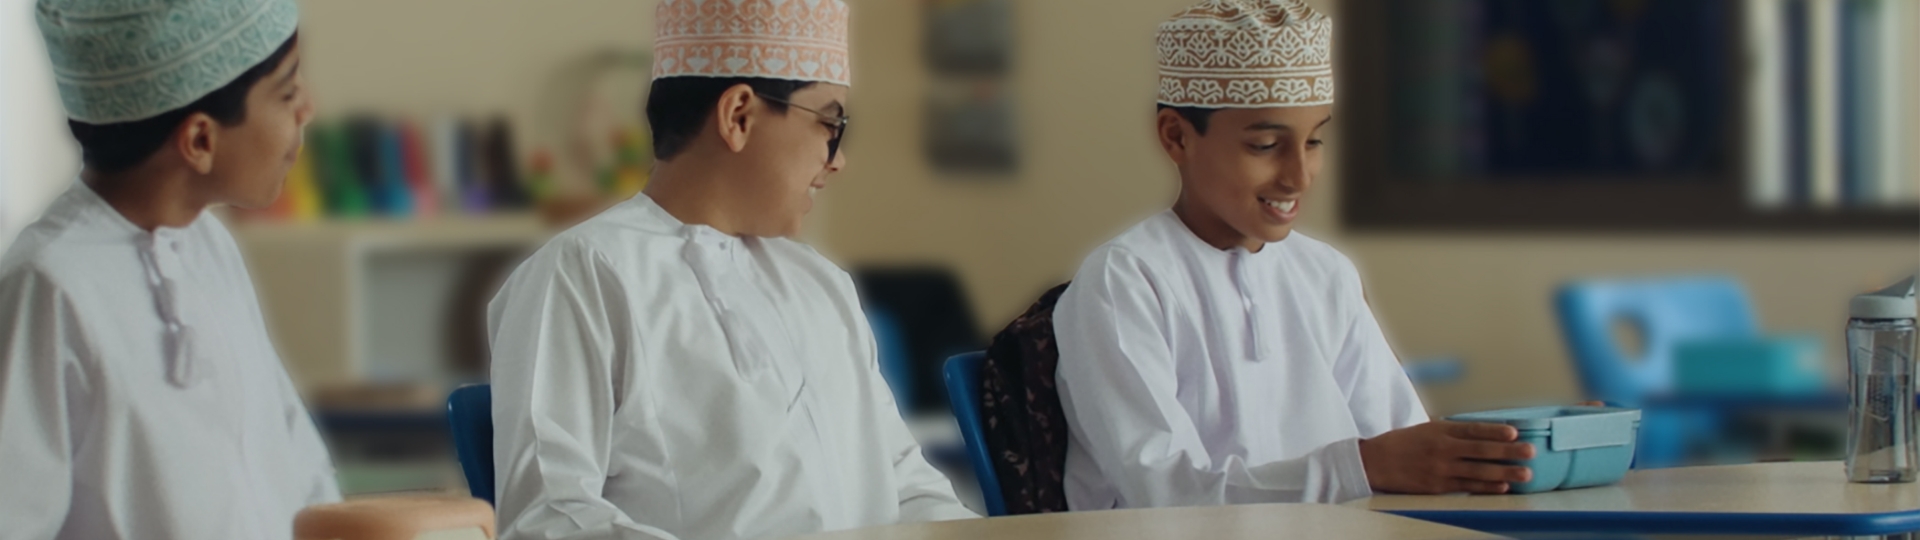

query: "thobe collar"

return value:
[1163, 210, 1289, 261]
[70, 182, 209, 387]
[1163, 211, 1282, 362]
[635, 194, 807, 403]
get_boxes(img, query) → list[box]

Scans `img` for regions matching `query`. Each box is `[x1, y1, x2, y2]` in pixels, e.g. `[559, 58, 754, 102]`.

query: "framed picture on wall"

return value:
[924, 76, 1018, 174]
[924, 0, 1012, 75]
[923, 0, 1019, 176]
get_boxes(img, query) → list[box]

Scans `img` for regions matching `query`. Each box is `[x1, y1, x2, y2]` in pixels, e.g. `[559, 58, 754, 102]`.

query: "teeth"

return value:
[808, 186, 819, 196]
[1264, 198, 1296, 213]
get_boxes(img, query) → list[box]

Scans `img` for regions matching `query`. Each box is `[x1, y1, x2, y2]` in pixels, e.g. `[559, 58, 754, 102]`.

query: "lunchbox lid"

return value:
[1448, 406, 1641, 452]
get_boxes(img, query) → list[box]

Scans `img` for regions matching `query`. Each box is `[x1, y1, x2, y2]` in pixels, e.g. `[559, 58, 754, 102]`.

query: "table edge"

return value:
[1382, 508, 1920, 536]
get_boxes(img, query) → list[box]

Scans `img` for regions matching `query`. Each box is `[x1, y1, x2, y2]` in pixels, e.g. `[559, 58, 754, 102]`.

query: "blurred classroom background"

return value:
[1, 0, 1916, 498]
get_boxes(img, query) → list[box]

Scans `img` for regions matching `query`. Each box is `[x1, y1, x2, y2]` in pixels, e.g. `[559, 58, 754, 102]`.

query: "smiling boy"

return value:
[1052, 0, 1536, 510]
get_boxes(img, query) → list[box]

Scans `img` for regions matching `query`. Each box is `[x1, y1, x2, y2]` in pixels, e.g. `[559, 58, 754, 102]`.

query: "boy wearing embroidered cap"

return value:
[0, 0, 335, 538]
[1051, 0, 1536, 509]
[486, 1, 975, 538]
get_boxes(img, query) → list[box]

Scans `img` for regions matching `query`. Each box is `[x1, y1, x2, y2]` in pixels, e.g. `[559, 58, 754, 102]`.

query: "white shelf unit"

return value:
[233, 214, 554, 393]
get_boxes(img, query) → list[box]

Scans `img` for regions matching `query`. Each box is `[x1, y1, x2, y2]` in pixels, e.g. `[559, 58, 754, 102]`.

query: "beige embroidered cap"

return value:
[652, 0, 851, 86]
[1157, 0, 1334, 108]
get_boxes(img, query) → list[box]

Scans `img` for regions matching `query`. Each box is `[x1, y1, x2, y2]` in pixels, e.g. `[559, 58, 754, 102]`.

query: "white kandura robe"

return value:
[1054, 210, 1428, 510]
[488, 194, 976, 540]
[0, 182, 341, 540]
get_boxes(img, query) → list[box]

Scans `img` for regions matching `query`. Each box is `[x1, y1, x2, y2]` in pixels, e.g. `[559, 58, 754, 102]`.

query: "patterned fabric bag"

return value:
[977, 283, 1072, 514]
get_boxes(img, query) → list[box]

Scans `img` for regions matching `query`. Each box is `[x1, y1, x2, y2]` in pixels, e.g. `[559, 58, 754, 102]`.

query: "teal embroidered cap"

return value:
[36, 0, 299, 124]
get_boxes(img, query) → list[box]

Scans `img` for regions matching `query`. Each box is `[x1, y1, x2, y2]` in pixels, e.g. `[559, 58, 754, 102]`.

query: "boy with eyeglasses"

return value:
[486, 1, 975, 538]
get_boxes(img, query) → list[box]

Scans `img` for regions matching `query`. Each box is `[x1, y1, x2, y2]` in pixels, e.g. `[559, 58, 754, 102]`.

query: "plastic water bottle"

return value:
[1847, 276, 1918, 483]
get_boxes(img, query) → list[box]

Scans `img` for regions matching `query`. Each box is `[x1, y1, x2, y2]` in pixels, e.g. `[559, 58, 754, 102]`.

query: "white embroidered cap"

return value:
[652, 0, 852, 86]
[1156, 0, 1334, 108]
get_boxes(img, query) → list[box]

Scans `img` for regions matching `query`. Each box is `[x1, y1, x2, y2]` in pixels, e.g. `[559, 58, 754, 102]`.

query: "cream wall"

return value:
[824, 0, 1920, 412]
[297, 0, 651, 120]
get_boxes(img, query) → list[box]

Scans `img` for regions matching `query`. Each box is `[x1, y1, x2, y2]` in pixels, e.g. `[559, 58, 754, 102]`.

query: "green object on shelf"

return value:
[310, 122, 369, 218]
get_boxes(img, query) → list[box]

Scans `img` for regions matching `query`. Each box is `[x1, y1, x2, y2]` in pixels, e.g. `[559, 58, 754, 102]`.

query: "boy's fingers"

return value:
[1450, 479, 1511, 495]
[1446, 421, 1519, 442]
[1448, 439, 1534, 461]
[1445, 461, 1532, 483]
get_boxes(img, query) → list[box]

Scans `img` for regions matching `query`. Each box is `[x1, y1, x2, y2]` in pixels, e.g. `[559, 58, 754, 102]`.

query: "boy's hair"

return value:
[66, 34, 300, 174]
[1158, 103, 1218, 135]
[645, 77, 815, 160]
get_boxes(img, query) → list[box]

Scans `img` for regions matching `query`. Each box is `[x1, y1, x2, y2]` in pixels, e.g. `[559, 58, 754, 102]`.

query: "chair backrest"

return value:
[942, 352, 1007, 516]
[868, 306, 914, 413]
[1555, 277, 1759, 406]
[446, 384, 495, 505]
[855, 266, 986, 412]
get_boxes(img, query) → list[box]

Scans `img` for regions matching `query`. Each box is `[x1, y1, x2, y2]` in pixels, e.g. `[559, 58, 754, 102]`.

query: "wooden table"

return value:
[1355, 461, 1920, 537]
[793, 503, 1504, 540]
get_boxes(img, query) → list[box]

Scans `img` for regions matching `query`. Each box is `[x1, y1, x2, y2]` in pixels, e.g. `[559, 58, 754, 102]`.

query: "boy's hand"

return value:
[1357, 421, 1535, 495]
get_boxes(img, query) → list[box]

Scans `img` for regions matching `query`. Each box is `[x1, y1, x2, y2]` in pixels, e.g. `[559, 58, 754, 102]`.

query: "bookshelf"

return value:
[233, 214, 554, 393]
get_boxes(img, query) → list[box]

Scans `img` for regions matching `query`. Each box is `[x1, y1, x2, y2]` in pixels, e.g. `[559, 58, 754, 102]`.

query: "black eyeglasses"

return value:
[760, 94, 849, 164]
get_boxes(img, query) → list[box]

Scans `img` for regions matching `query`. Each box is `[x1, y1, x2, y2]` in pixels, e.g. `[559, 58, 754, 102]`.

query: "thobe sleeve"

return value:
[846, 291, 977, 522]
[1328, 259, 1428, 438]
[0, 270, 85, 539]
[488, 245, 679, 540]
[1055, 248, 1372, 507]
[277, 374, 341, 505]
[236, 254, 342, 506]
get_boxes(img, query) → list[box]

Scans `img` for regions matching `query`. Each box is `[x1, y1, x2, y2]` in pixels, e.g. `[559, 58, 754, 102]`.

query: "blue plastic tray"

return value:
[1448, 405, 1642, 493]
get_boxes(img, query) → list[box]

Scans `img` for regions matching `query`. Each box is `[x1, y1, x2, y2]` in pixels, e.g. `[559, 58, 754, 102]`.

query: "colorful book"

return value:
[429, 117, 462, 215]
[286, 146, 322, 221]
[375, 120, 415, 217]
[398, 120, 438, 218]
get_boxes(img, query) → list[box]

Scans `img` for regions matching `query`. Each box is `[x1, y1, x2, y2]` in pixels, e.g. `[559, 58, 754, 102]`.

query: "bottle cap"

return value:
[1852, 275, 1917, 320]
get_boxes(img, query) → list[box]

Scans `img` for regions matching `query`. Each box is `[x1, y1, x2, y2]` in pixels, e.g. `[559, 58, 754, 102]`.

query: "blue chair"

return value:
[942, 352, 1007, 516]
[868, 306, 914, 414]
[1554, 277, 1758, 468]
[1555, 277, 1759, 405]
[446, 384, 494, 505]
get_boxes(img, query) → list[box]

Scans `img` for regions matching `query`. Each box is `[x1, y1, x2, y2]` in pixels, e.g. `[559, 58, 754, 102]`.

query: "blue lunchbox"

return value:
[1447, 406, 1642, 494]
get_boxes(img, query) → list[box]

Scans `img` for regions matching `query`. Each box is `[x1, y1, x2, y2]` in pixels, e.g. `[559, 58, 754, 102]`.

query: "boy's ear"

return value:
[174, 112, 220, 175]
[713, 83, 758, 153]
[1156, 108, 1193, 166]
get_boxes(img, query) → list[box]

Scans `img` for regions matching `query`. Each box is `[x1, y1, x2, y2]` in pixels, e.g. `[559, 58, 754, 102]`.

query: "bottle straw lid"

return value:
[1852, 275, 1917, 320]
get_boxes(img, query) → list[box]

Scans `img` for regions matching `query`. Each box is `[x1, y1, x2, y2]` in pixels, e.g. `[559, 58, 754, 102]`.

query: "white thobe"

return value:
[488, 194, 975, 540]
[1054, 211, 1428, 510]
[0, 182, 341, 540]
